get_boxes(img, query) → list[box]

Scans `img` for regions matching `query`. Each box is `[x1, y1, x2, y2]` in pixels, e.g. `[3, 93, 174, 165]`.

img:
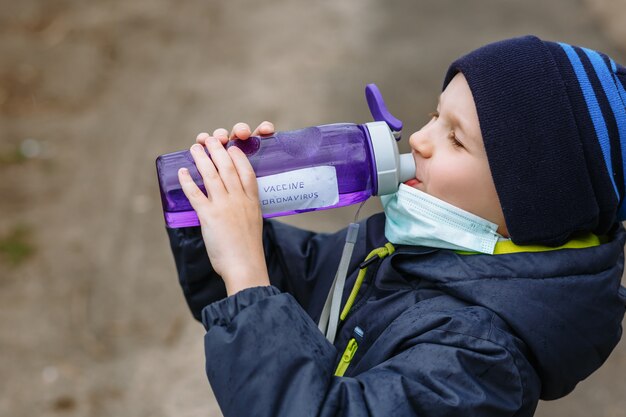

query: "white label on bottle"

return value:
[257, 166, 339, 215]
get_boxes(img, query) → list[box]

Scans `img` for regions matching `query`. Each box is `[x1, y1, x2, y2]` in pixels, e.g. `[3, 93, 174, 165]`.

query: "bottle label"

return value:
[257, 166, 339, 215]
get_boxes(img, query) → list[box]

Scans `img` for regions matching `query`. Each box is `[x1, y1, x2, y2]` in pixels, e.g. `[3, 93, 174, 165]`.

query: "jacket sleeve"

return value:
[202, 286, 537, 417]
[166, 226, 224, 322]
[166, 218, 368, 322]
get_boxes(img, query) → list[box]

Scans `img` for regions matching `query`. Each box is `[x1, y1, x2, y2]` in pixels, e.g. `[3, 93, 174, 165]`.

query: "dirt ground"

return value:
[1, 1, 625, 416]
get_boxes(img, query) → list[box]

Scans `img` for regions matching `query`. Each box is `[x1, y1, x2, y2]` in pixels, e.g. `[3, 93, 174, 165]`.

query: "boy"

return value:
[167, 35, 626, 416]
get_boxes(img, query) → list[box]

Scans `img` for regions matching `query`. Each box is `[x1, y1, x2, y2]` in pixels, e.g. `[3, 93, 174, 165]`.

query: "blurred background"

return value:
[1, 0, 625, 416]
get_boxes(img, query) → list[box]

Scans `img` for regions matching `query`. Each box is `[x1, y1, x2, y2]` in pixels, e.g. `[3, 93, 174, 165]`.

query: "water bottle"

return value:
[156, 84, 415, 228]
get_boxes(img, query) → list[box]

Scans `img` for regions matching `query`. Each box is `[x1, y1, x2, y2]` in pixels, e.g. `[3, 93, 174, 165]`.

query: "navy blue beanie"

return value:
[444, 35, 626, 246]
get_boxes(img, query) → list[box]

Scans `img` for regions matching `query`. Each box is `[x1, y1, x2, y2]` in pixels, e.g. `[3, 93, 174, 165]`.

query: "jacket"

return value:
[166, 213, 626, 417]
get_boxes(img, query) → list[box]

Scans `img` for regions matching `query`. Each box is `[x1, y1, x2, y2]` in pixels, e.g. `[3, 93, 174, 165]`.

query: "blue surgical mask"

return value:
[381, 184, 502, 254]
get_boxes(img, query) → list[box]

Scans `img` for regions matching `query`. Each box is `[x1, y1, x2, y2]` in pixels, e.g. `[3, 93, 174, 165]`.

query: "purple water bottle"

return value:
[156, 84, 415, 228]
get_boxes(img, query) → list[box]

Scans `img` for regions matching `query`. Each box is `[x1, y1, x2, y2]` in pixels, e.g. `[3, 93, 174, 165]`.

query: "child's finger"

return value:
[228, 146, 259, 200]
[229, 122, 251, 141]
[178, 167, 210, 213]
[190, 143, 227, 198]
[251, 121, 275, 136]
[203, 136, 244, 194]
[212, 128, 229, 145]
[196, 132, 210, 145]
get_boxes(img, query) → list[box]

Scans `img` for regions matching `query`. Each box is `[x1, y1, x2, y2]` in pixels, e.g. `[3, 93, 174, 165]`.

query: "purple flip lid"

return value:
[365, 84, 403, 138]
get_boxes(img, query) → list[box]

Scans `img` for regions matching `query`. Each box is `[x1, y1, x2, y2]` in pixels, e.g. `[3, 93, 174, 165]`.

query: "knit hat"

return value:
[444, 35, 626, 246]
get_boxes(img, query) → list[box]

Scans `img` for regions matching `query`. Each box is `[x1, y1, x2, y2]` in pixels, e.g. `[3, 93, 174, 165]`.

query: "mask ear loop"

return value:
[318, 201, 367, 343]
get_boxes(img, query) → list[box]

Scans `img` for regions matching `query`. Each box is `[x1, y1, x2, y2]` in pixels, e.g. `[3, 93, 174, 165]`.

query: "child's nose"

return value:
[409, 129, 434, 158]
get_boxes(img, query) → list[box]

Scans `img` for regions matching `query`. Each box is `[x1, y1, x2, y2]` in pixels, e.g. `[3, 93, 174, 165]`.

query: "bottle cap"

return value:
[366, 121, 415, 196]
[364, 84, 414, 195]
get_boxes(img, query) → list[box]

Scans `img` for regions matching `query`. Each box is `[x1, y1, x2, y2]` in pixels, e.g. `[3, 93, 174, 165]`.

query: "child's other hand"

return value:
[179, 122, 274, 296]
[196, 121, 275, 146]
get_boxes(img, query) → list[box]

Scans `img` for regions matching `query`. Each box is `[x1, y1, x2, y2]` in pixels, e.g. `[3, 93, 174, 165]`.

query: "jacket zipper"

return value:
[334, 337, 358, 377]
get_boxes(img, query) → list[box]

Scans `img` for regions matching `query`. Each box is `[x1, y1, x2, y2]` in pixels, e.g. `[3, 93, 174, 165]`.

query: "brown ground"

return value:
[1, 1, 625, 416]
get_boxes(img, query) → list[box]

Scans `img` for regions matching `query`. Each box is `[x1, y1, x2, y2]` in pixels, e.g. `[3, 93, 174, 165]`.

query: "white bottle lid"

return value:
[365, 121, 415, 196]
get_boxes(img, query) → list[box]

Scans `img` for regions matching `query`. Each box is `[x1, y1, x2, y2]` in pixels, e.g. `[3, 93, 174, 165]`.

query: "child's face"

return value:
[405, 73, 508, 236]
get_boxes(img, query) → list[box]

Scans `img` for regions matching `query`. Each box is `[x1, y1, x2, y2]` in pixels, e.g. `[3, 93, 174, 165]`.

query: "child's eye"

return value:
[448, 131, 464, 148]
[427, 110, 463, 149]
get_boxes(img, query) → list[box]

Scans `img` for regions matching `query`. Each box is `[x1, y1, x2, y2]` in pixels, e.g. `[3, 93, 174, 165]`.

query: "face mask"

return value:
[381, 184, 501, 254]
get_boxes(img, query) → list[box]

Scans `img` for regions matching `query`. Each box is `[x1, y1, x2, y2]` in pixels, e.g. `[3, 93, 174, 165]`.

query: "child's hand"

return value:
[178, 121, 275, 296]
[196, 121, 275, 145]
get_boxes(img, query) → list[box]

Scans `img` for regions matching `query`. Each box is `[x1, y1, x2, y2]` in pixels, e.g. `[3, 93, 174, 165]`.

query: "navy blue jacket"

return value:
[167, 213, 626, 417]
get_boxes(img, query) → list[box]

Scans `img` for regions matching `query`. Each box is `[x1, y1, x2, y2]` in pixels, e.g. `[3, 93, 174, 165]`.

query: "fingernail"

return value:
[207, 136, 219, 145]
[179, 167, 189, 175]
[191, 144, 203, 152]
[196, 132, 209, 141]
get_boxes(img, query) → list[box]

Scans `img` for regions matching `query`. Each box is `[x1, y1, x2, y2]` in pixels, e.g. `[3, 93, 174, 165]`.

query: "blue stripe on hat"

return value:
[583, 50, 626, 160]
[610, 58, 626, 218]
[583, 49, 626, 217]
[559, 42, 620, 199]
[611, 59, 626, 107]
[576, 48, 625, 203]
